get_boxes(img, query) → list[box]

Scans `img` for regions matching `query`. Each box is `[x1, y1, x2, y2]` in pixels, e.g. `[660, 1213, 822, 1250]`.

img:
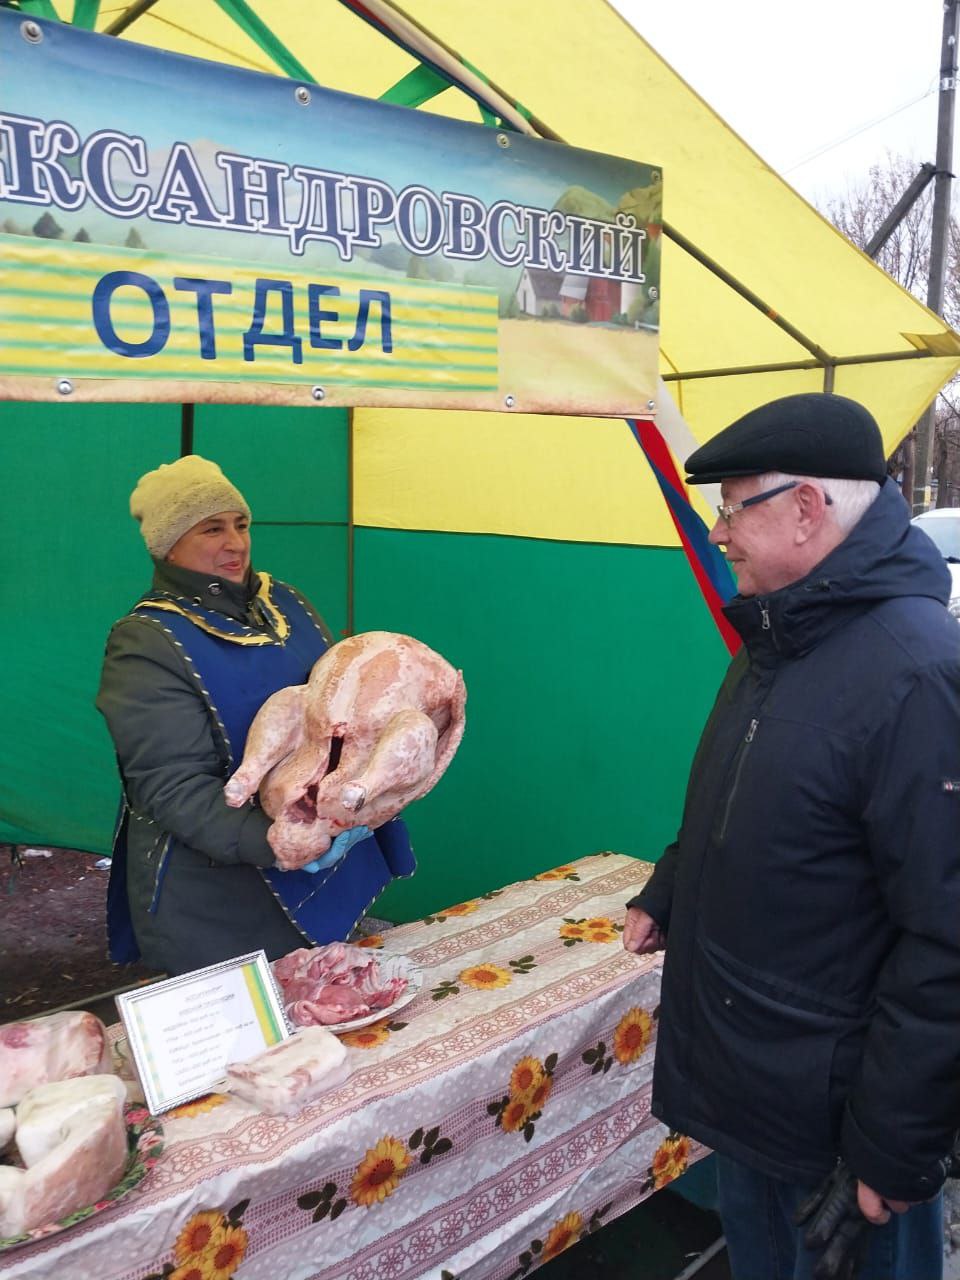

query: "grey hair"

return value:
[760, 471, 881, 536]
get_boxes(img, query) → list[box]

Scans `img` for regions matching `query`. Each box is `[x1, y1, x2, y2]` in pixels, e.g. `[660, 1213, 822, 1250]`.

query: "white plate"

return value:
[308, 954, 423, 1034]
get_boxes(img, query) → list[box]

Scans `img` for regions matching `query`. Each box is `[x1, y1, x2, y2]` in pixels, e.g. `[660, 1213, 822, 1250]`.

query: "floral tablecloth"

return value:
[0, 853, 705, 1280]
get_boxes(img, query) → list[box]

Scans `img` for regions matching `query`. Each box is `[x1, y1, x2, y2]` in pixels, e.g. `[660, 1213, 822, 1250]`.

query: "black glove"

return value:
[794, 1161, 871, 1280]
[944, 1140, 960, 1179]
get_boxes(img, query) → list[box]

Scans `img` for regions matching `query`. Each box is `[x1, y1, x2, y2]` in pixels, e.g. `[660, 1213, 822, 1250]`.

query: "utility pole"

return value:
[913, 0, 959, 514]
[865, 163, 937, 258]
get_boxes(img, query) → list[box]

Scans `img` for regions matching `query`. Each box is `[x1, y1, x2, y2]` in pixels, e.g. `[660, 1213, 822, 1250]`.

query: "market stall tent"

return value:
[2, 0, 958, 920]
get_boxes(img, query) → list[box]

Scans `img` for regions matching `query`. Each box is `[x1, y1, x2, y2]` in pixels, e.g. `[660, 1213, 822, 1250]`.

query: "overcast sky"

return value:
[609, 0, 949, 208]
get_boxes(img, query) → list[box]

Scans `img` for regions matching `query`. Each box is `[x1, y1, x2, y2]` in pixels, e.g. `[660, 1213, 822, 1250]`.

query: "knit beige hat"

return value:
[130, 455, 251, 558]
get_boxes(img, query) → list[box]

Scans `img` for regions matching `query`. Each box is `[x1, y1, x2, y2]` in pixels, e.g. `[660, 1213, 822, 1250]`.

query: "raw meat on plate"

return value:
[273, 942, 409, 1028]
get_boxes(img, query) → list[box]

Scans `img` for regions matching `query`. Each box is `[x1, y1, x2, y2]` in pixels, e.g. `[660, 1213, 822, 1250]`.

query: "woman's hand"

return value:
[301, 825, 373, 873]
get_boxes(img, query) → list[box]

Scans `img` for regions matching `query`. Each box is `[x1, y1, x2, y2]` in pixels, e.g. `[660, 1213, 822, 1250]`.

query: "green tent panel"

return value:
[1, 399, 727, 917]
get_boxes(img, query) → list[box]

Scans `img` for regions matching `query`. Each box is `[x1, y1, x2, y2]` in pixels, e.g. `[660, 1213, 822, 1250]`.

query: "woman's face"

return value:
[166, 510, 251, 583]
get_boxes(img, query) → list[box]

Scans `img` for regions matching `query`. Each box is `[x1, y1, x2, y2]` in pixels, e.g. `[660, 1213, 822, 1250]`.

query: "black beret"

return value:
[684, 393, 887, 485]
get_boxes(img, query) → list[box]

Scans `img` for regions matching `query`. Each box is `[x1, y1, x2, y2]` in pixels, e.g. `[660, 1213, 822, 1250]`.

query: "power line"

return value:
[783, 85, 937, 173]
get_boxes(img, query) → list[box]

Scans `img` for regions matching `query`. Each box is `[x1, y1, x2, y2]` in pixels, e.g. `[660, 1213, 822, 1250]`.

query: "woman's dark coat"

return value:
[97, 560, 329, 974]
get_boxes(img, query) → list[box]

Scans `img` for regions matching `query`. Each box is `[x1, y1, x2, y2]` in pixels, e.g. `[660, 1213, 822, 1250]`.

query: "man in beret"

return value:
[623, 393, 960, 1279]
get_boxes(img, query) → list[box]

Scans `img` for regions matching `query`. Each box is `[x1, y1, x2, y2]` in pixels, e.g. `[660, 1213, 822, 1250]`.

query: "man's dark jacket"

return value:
[630, 479, 960, 1201]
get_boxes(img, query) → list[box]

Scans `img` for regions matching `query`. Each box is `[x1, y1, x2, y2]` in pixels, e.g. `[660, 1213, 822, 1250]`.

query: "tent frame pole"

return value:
[361, 3, 848, 379]
[180, 403, 194, 455]
[359, 0, 849, 378]
[662, 348, 934, 383]
[348, 0, 848, 379]
[661, 221, 834, 367]
[104, 0, 157, 37]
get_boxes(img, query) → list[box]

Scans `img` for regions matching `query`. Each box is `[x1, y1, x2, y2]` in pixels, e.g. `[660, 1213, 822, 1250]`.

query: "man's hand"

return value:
[795, 1161, 870, 1280]
[795, 1162, 916, 1280]
[622, 906, 665, 954]
[856, 1181, 910, 1226]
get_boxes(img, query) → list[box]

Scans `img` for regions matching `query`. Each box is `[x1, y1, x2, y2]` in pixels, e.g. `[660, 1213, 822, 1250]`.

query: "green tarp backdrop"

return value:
[0, 401, 728, 918]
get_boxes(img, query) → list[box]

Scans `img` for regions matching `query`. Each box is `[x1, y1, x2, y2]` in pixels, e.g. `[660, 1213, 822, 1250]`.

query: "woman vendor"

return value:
[97, 454, 415, 976]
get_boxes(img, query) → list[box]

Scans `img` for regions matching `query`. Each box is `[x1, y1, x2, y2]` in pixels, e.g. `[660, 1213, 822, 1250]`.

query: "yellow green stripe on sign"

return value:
[132, 1002, 160, 1090]
[0, 235, 500, 392]
[242, 962, 286, 1045]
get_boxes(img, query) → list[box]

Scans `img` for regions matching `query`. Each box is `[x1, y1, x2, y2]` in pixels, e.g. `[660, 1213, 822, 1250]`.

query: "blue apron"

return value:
[107, 575, 415, 962]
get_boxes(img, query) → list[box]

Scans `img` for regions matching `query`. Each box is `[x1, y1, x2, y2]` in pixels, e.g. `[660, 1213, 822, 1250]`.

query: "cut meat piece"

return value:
[0, 1012, 112, 1108]
[355, 970, 409, 1008]
[272, 942, 409, 1028]
[286, 993, 365, 1028]
[22, 1098, 126, 1232]
[226, 1027, 349, 1115]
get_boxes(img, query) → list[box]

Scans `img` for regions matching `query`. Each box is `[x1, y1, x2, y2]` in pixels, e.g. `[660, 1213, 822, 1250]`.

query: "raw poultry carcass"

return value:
[224, 631, 466, 869]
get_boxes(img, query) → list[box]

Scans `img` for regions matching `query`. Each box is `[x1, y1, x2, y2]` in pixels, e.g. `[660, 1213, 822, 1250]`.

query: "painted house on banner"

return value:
[516, 268, 623, 321]
[515, 266, 564, 316]
[559, 274, 586, 317]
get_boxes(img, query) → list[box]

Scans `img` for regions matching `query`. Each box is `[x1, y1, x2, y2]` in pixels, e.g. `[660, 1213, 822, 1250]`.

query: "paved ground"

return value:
[0, 844, 158, 1018]
[538, 1188, 728, 1279]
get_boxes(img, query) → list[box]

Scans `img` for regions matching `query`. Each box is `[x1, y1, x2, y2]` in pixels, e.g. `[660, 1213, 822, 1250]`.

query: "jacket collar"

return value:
[149, 558, 260, 624]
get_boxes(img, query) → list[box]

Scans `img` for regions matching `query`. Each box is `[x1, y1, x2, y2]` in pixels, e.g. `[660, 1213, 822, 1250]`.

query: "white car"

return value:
[911, 508, 960, 620]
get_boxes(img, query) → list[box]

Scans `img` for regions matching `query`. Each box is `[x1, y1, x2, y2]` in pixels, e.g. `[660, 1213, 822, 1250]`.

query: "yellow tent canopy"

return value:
[60, 0, 960, 548]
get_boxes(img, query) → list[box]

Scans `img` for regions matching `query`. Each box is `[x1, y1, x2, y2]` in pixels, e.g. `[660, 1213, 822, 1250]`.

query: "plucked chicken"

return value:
[224, 631, 465, 869]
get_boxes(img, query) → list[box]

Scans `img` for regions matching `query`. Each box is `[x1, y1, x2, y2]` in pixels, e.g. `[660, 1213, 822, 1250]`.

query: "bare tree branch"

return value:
[822, 153, 960, 506]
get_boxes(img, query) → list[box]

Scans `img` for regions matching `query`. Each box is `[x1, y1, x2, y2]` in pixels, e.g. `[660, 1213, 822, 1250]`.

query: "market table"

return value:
[0, 853, 706, 1280]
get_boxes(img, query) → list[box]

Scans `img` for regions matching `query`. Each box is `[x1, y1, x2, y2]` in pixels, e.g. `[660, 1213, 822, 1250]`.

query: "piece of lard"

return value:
[226, 1027, 349, 1116]
[0, 1108, 14, 1154]
[0, 1080, 127, 1238]
[0, 1012, 112, 1108]
[15, 1075, 127, 1167]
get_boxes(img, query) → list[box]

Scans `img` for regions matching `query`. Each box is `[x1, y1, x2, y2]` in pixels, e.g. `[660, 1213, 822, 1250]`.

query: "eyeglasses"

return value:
[715, 480, 832, 524]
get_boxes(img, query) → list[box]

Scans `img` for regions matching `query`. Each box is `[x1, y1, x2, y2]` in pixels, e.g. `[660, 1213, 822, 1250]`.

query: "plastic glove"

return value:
[795, 1161, 871, 1280]
[302, 825, 372, 874]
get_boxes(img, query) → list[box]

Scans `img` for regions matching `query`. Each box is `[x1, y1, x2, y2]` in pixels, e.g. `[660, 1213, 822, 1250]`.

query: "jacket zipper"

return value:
[719, 718, 759, 841]
[757, 598, 783, 653]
